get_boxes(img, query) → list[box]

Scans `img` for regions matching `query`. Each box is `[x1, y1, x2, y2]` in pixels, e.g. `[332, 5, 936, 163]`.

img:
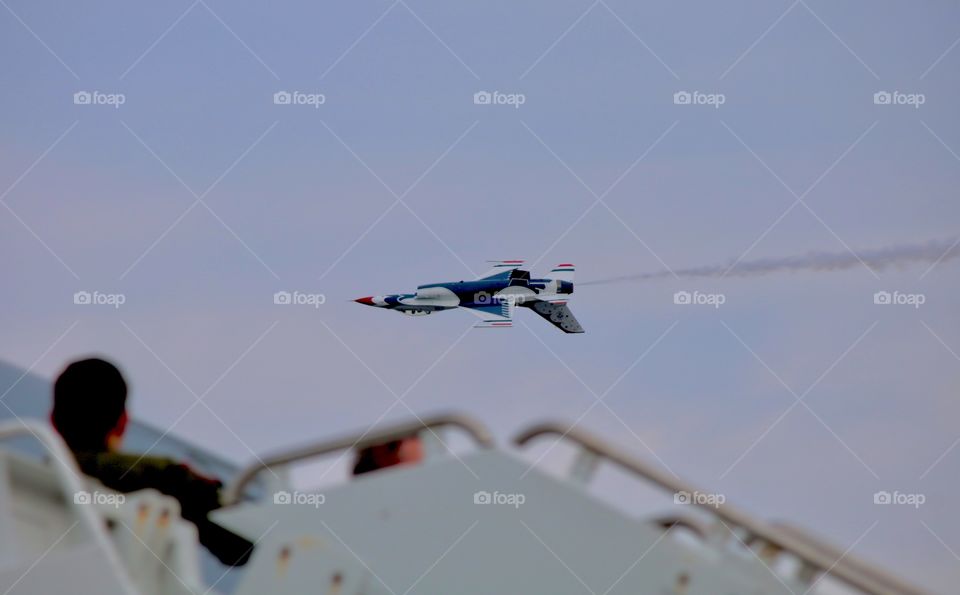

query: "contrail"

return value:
[579, 238, 960, 285]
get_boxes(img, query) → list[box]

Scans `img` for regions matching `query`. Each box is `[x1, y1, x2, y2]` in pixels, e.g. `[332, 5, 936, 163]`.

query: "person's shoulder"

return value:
[75, 450, 178, 476]
[74, 450, 221, 499]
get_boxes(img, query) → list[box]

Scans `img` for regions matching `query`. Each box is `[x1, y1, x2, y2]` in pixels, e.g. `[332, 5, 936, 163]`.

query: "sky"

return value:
[1, 0, 959, 592]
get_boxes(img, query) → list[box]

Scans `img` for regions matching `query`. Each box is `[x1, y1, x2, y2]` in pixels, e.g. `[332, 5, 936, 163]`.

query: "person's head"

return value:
[352, 436, 424, 476]
[51, 357, 128, 453]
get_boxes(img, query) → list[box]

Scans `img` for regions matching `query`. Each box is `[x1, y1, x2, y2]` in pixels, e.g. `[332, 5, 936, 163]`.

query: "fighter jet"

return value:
[354, 261, 584, 333]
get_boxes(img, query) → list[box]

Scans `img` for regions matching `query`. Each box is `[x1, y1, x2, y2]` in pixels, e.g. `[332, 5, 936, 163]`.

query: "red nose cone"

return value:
[355, 296, 375, 305]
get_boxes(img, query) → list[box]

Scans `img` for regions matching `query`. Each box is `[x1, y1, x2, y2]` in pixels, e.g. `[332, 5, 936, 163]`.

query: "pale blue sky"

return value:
[2, 1, 959, 591]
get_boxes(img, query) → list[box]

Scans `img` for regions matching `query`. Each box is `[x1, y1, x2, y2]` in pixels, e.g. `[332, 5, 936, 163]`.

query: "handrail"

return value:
[0, 420, 139, 594]
[514, 422, 929, 595]
[223, 413, 494, 505]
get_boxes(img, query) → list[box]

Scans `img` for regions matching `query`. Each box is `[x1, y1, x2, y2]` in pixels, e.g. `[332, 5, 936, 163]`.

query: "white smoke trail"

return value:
[579, 238, 960, 285]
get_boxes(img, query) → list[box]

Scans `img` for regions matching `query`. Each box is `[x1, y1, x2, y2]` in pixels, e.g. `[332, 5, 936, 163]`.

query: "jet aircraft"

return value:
[354, 261, 584, 333]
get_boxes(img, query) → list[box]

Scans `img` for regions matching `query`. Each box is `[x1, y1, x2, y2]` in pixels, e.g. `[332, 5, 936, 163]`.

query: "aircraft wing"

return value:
[461, 299, 514, 328]
[526, 300, 584, 333]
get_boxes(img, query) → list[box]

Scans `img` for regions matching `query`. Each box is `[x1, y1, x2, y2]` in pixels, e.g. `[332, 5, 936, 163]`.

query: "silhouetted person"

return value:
[51, 357, 253, 566]
[352, 436, 424, 476]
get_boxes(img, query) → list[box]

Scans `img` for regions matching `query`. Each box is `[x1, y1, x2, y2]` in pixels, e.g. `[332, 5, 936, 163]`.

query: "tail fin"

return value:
[477, 260, 525, 280]
[549, 263, 575, 283]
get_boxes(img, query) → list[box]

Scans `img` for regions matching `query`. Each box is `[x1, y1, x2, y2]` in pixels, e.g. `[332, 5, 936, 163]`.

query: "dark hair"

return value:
[52, 358, 127, 452]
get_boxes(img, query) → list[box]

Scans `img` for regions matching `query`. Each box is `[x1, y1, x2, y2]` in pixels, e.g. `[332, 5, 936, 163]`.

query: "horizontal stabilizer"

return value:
[473, 320, 513, 328]
[527, 300, 584, 333]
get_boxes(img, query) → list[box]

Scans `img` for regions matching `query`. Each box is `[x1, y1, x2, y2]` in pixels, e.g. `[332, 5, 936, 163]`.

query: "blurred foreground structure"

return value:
[0, 361, 930, 595]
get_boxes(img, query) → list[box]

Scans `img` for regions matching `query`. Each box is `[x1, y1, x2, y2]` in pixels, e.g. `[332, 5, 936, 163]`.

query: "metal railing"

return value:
[0, 420, 139, 594]
[223, 413, 493, 505]
[514, 422, 929, 595]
